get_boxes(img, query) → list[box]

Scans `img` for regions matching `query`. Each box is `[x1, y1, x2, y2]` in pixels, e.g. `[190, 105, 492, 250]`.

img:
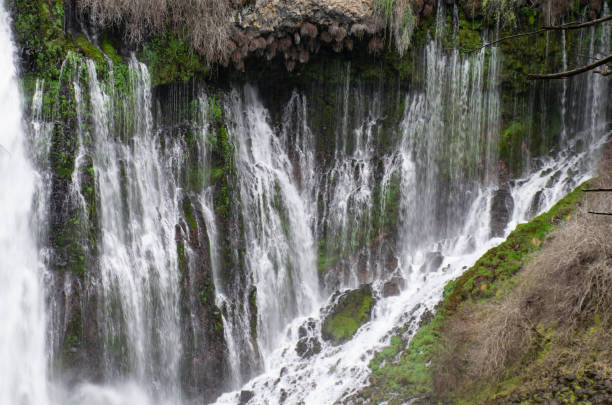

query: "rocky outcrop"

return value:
[225, 0, 386, 70]
[490, 188, 514, 238]
[321, 284, 375, 345]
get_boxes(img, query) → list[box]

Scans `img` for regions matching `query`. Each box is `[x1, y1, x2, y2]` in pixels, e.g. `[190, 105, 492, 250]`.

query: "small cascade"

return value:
[88, 57, 182, 397]
[0, 4, 49, 405]
[226, 85, 320, 365]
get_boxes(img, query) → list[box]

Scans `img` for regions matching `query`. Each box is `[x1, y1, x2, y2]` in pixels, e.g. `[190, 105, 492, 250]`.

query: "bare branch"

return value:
[527, 54, 612, 79]
[542, 14, 612, 31]
[473, 15, 612, 52]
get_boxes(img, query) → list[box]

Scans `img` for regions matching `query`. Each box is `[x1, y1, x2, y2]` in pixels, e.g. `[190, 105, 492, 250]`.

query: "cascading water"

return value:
[2, 1, 610, 404]
[226, 85, 320, 361]
[214, 7, 610, 405]
[0, 4, 49, 405]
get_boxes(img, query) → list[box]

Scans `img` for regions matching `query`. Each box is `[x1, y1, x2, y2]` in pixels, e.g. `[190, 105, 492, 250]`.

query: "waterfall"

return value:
[227, 85, 320, 361]
[2, 1, 610, 404]
[214, 11, 609, 405]
[0, 4, 49, 405]
[86, 57, 182, 397]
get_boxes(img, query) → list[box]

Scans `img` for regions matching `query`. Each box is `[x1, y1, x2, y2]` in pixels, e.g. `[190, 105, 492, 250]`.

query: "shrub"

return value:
[78, 0, 232, 64]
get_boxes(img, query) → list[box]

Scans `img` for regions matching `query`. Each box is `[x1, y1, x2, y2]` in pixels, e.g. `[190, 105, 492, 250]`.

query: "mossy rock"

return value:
[322, 284, 376, 346]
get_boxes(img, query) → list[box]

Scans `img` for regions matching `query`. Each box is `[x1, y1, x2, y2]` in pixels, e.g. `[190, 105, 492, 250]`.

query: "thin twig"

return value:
[473, 15, 612, 52]
[588, 211, 612, 216]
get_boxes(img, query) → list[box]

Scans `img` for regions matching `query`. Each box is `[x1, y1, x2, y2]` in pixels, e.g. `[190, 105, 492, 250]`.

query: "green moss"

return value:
[182, 199, 198, 231]
[75, 35, 105, 68]
[101, 36, 123, 65]
[322, 285, 375, 345]
[13, 0, 72, 89]
[139, 34, 208, 87]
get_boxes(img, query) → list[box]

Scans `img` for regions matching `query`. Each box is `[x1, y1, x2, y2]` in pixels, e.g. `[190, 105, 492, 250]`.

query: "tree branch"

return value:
[542, 14, 612, 31]
[527, 54, 612, 79]
[474, 15, 612, 52]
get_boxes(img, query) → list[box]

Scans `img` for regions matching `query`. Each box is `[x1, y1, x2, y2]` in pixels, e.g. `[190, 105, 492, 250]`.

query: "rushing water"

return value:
[0, 4, 49, 405]
[1, 2, 610, 405]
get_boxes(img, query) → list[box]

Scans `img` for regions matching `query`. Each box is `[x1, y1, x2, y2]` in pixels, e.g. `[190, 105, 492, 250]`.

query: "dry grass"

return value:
[432, 144, 612, 399]
[78, 0, 232, 63]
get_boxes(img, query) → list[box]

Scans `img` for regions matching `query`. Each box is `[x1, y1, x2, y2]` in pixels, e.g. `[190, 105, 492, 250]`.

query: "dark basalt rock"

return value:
[239, 390, 255, 404]
[295, 336, 322, 358]
[529, 189, 544, 217]
[382, 276, 406, 297]
[419, 251, 444, 273]
[490, 188, 514, 238]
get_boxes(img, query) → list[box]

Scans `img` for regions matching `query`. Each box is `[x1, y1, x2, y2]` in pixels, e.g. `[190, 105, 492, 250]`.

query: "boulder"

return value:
[382, 276, 406, 297]
[419, 251, 444, 273]
[490, 188, 514, 238]
[239, 390, 255, 404]
[295, 336, 322, 358]
[300, 22, 318, 38]
[321, 284, 375, 345]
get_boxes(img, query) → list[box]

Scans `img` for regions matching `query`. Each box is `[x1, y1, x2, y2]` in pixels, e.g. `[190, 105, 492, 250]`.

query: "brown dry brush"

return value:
[77, 0, 232, 64]
[433, 171, 612, 399]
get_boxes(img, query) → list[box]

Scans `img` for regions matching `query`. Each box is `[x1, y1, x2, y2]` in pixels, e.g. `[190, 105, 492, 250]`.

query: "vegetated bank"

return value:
[356, 144, 612, 404]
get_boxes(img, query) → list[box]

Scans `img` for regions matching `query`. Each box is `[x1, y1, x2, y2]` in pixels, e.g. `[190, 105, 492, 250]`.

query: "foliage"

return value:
[373, 0, 417, 56]
[78, 0, 232, 64]
[140, 34, 208, 87]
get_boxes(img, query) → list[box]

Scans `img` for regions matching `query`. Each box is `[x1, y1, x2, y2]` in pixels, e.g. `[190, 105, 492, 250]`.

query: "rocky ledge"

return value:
[225, 0, 436, 71]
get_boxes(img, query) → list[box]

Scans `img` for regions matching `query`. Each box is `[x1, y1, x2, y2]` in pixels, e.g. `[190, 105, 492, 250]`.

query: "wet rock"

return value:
[232, 49, 245, 71]
[320, 31, 333, 43]
[490, 188, 514, 238]
[529, 189, 544, 217]
[295, 336, 322, 358]
[278, 36, 292, 52]
[298, 48, 309, 63]
[249, 37, 267, 52]
[344, 38, 354, 52]
[422, 3, 434, 18]
[285, 59, 296, 72]
[300, 22, 318, 38]
[334, 26, 347, 42]
[265, 41, 278, 60]
[349, 23, 368, 38]
[418, 308, 434, 327]
[382, 276, 406, 297]
[412, 0, 425, 13]
[459, 0, 483, 18]
[239, 390, 254, 404]
[321, 284, 375, 345]
[419, 251, 444, 273]
[294, 32, 301, 45]
[367, 37, 384, 54]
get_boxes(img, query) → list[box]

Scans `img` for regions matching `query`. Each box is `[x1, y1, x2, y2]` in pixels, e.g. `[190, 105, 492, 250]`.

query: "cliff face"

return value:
[7, 0, 611, 403]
